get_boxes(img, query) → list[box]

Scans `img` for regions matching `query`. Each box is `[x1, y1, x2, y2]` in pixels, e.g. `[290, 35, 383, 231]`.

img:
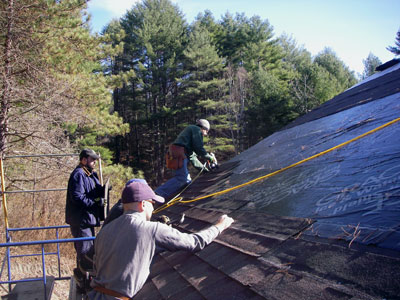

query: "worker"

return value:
[155, 119, 216, 200]
[78, 179, 150, 271]
[101, 178, 147, 227]
[65, 149, 105, 280]
[88, 180, 234, 300]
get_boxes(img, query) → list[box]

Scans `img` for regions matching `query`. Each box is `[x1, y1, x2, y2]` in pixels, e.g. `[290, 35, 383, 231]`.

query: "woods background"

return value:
[1, 0, 397, 263]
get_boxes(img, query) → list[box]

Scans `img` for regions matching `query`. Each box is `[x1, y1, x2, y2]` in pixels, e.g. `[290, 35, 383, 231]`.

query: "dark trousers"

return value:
[70, 226, 95, 269]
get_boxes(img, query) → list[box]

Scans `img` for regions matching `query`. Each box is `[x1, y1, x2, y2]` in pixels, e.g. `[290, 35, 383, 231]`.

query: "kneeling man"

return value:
[88, 180, 234, 299]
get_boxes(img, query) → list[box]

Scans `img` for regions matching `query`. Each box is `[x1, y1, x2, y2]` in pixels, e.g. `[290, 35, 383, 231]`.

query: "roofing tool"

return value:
[206, 152, 218, 170]
[156, 214, 185, 226]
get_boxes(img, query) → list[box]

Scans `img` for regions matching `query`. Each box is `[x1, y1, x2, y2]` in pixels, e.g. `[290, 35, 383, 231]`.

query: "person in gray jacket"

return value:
[88, 180, 234, 300]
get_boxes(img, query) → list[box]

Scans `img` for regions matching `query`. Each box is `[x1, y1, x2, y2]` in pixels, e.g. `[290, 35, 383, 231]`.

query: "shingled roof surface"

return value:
[136, 62, 400, 300]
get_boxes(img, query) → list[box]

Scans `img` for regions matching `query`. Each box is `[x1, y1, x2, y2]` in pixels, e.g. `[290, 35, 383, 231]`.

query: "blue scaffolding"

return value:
[0, 227, 94, 300]
[0, 153, 98, 300]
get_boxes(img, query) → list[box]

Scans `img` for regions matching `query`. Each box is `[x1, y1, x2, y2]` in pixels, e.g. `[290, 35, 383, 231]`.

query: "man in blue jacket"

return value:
[66, 149, 105, 275]
[155, 119, 216, 200]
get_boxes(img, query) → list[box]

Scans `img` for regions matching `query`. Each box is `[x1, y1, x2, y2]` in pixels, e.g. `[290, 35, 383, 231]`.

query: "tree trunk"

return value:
[0, 0, 14, 157]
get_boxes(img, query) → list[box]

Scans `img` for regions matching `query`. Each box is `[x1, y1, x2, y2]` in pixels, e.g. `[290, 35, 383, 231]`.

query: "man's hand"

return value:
[210, 153, 217, 164]
[205, 153, 217, 163]
[214, 214, 234, 233]
[206, 153, 218, 170]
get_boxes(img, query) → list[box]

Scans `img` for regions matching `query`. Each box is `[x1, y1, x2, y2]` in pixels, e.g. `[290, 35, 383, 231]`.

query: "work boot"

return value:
[79, 254, 94, 273]
[73, 268, 86, 293]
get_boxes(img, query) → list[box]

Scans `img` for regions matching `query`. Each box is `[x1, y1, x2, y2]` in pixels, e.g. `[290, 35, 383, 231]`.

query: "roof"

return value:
[136, 61, 400, 300]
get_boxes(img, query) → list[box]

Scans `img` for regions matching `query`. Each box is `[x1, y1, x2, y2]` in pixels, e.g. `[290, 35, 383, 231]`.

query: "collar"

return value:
[123, 210, 146, 220]
[79, 165, 93, 176]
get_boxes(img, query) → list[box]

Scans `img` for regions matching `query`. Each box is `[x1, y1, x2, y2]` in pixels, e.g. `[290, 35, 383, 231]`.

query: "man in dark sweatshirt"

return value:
[155, 119, 216, 200]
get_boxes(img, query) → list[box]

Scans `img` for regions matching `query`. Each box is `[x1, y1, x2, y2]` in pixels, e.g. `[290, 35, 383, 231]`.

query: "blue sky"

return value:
[87, 0, 400, 76]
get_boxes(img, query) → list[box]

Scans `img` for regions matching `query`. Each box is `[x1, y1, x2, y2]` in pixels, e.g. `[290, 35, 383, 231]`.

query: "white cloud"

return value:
[89, 0, 141, 17]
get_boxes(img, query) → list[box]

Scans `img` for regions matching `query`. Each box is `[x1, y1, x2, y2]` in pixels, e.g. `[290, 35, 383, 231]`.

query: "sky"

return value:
[87, 0, 400, 76]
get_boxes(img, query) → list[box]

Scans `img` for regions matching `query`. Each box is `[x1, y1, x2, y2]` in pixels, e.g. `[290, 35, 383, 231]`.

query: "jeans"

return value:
[155, 158, 191, 199]
[70, 225, 95, 269]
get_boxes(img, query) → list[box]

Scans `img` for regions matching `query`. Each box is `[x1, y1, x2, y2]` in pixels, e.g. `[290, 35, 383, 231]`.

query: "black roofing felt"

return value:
[376, 58, 400, 71]
[136, 63, 400, 300]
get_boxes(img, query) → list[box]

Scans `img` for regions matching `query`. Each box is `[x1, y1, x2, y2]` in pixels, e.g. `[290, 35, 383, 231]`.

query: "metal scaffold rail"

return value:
[0, 153, 89, 300]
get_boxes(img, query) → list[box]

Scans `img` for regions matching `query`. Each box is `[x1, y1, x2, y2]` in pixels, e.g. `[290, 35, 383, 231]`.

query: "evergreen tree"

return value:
[361, 52, 382, 79]
[115, 0, 188, 183]
[387, 28, 400, 56]
[279, 36, 357, 116]
[0, 0, 128, 159]
[215, 13, 288, 149]
[180, 23, 224, 117]
[180, 22, 236, 157]
[279, 34, 315, 115]
[313, 48, 357, 99]
[0, 0, 133, 233]
[101, 20, 135, 163]
[216, 13, 282, 71]
[246, 68, 293, 145]
[193, 10, 223, 45]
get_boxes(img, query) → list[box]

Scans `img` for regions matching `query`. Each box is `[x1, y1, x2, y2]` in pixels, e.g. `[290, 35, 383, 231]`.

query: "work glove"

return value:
[157, 215, 171, 225]
[204, 153, 214, 162]
[205, 153, 218, 170]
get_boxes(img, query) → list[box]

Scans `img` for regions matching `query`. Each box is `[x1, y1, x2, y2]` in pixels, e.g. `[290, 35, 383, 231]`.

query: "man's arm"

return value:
[191, 127, 208, 157]
[188, 152, 205, 170]
[154, 214, 234, 252]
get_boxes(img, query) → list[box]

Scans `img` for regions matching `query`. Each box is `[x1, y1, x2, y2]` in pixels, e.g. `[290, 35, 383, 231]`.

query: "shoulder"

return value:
[70, 167, 84, 180]
[188, 125, 199, 131]
[103, 214, 159, 238]
[184, 125, 200, 135]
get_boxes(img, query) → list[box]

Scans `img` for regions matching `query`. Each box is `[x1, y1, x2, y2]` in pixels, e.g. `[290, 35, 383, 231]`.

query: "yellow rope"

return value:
[153, 116, 400, 214]
[0, 158, 9, 229]
[153, 165, 205, 214]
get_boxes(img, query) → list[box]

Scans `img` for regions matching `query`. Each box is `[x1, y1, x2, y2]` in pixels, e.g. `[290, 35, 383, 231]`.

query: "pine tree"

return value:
[0, 0, 128, 159]
[0, 0, 133, 237]
[279, 34, 316, 116]
[180, 22, 234, 156]
[313, 48, 357, 100]
[361, 53, 382, 79]
[115, 0, 188, 183]
[387, 28, 400, 56]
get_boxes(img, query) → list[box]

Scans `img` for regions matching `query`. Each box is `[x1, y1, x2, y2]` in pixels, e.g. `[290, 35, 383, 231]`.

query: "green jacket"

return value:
[173, 125, 212, 169]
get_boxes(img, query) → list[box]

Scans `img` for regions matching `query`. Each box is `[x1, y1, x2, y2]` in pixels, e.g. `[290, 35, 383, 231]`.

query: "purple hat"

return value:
[121, 181, 164, 204]
[125, 178, 147, 186]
